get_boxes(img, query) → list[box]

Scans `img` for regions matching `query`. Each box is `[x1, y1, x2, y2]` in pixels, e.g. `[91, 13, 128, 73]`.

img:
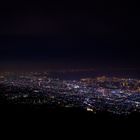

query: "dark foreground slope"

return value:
[0, 102, 140, 139]
[0, 92, 140, 131]
[0, 85, 139, 134]
[0, 102, 140, 129]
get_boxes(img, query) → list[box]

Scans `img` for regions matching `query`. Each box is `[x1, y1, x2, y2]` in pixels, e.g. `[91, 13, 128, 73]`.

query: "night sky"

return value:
[0, 0, 139, 70]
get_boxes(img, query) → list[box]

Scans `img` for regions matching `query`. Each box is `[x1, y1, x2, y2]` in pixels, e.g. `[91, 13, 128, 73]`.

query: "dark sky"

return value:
[0, 0, 139, 69]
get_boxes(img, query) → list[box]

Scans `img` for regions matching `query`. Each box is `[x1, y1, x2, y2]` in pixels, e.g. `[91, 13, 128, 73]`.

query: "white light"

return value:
[87, 107, 93, 112]
[74, 85, 79, 89]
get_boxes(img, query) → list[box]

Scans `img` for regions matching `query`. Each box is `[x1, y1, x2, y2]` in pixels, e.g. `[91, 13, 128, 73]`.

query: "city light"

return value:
[0, 72, 140, 115]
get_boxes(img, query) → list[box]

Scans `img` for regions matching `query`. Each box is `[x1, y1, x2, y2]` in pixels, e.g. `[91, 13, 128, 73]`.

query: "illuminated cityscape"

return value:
[1, 71, 140, 115]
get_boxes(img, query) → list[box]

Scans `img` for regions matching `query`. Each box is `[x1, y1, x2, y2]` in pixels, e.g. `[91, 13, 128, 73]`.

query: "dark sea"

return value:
[50, 68, 140, 80]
